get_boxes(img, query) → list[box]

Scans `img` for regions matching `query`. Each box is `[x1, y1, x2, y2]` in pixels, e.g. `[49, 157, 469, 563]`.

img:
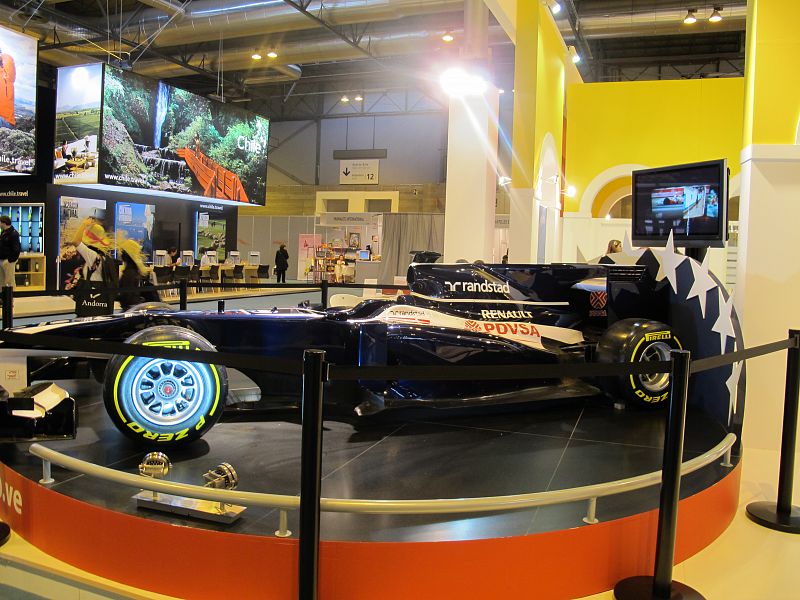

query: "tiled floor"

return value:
[1, 376, 732, 542]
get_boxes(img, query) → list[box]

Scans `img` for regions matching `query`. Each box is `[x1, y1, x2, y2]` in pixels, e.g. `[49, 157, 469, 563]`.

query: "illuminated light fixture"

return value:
[683, 9, 697, 24]
[568, 46, 581, 64]
[498, 175, 512, 187]
[547, 0, 561, 15]
[708, 7, 723, 22]
[565, 185, 577, 198]
[251, 51, 262, 60]
[354, 94, 363, 101]
[439, 67, 488, 97]
[498, 88, 505, 94]
[605, 213, 611, 220]
[341, 95, 350, 102]
[442, 32, 454, 42]
[266, 50, 278, 59]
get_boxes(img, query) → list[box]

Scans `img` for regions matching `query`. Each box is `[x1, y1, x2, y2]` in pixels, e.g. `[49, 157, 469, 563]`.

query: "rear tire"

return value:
[596, 318, 682, 408]
[103, 325, 227, 445]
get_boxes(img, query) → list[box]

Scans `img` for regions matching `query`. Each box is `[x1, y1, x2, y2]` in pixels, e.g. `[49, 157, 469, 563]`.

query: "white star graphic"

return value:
[654, 231, 686, 294]
[685, 253, 718, 319]
[712, 287, 737, 355]
[725, 361, 742, 425]
[576, 246, 587, 263]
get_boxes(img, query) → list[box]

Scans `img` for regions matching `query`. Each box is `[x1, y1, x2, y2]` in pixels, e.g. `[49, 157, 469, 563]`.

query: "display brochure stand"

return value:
[614, 350, 706, 600]
[745, 330, 800, 534]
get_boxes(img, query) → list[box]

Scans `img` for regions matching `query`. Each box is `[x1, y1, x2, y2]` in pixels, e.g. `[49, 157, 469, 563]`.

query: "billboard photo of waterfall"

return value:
[0, 25, 38, 175]
[99, 66, 269, 204]
[54, 64, 102, 185]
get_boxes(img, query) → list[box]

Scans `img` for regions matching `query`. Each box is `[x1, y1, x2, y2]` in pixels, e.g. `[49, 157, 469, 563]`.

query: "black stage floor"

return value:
[0, 376, 735, 542]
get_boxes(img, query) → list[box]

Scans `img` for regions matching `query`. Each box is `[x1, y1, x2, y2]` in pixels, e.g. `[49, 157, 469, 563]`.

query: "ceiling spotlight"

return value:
[565, 185, 577, 198]
[547, 0, 562, 15]
[439, 67, 488, 97]
[341, 95, 350, 102]
[442, 32, 454, 42]
[354, 94, 363, 101]
[683, 9, 697, 24]
[251, 51, 262, 60]
[709, 7, 723, 22]
[568, 46, 581, 64]
[266, 50, 278, 59]
[498, 88, 505, 94]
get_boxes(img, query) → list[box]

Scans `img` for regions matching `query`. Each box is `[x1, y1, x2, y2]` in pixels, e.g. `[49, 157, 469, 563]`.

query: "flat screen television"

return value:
[632, 159, 728, 248]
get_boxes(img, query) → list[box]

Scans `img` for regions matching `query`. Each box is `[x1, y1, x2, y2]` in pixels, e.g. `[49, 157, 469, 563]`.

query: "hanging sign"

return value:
[339, 159, 379, 185]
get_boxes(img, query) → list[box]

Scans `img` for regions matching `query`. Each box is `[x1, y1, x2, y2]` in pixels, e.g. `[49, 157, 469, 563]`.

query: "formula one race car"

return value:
[2, 262, 683, 446]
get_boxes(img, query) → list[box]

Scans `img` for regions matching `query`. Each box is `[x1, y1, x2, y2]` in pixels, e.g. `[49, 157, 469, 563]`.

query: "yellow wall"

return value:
[743, 0, 800, 145]
[564, 78, 745, 213]
[534, 3, 567, 179]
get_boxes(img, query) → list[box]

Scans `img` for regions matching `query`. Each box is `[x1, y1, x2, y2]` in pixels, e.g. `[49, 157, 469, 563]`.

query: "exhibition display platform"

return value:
[0, 374, 742, 599]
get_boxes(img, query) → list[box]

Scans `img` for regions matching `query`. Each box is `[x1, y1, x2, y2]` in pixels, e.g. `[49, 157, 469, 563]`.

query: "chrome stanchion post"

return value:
[746, 329, 800, 533]
[298, 349, 326, 600]
[614, 350, 705, 600]
[2, 285, 13, 330]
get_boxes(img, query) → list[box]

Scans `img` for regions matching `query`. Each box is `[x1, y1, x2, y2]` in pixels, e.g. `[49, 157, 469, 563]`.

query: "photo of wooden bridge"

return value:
[176, 146, 249, 203]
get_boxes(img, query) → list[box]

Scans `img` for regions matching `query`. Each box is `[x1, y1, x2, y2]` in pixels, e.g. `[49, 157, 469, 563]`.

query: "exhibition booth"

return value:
[1, 0, 800, 598]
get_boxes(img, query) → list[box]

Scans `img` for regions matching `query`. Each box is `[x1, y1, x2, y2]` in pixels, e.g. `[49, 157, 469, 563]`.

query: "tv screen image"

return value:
[196, 212, 226, 261]
[0, 25, 38, 175]
[116, 202, 155, 257]
[54, 64, 103, 185]
[99, 66, 269, 204]
[632, 159, 728, 248]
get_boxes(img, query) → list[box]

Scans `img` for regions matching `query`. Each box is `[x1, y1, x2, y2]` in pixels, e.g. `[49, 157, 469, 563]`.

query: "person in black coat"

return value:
[274, 244, 289, 284]
[0, 215, 21, 289]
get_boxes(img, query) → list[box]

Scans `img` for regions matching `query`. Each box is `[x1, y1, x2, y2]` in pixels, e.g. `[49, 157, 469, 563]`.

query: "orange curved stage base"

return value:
[0, 462, 740, 600]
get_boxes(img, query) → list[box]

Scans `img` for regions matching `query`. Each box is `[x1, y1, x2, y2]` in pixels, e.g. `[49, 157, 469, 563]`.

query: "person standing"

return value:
[274, 243, 289, 284]
[0, 215, 21, 289]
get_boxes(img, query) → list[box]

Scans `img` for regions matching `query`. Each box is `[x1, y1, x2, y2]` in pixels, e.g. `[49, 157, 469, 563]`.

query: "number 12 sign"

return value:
[339, 159, 380, 185]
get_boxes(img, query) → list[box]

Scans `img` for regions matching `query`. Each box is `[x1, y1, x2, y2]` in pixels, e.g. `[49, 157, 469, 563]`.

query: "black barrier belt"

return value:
[328, 360, 674, 381]
[1, 328, 795, 383]
[690, 338, 796, 374]
[0, 330, 302, 376]
[12, 284, 178, 298]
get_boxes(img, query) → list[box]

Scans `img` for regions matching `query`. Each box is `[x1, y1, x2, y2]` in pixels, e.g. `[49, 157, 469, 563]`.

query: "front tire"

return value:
[103, 325, 227, 445]
[596, 318, 682, 408]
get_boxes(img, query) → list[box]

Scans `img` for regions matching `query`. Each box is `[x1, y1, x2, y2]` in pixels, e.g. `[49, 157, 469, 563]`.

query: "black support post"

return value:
[746, 329, 800, 533]
[179, 278, 188, 311]
[320, 279, 329, 309]
[217, 300, 225, 314]
[298, 349, 326, 600]
[614, 350, 705, 600]
[2, 286, 13, 330]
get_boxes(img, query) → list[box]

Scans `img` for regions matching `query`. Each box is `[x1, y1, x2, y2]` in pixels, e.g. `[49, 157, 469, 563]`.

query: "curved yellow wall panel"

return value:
[564, 78, 745, 213]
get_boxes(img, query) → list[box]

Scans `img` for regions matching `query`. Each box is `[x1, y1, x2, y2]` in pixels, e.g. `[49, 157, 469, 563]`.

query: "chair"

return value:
[256, 264, 271, 284]
[172, 265, 191, 297]
[153, 266, 174, 296]
[188, 264, 200, 295]
[199, 264, 220, 294]
[222, 264, 245, 291]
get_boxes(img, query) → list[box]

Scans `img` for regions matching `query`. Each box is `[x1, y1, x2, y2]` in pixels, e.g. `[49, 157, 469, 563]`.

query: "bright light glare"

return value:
[354, 94, 363, 101]
[709, 9, 722, 22]
[442, 33, 454, 42]
[498, 88, 505, 94]
[565, 185, 577, 198]
[266, 51, 278, 58]
[605, 214, 611, 220]
[498, 176, 512, 187]
[251, 52, 262, 60]
[440, 68, 488, 97]
[683, 10, 697, 24]
[341, 95, 350, 102]
[552, 2, 561, 15]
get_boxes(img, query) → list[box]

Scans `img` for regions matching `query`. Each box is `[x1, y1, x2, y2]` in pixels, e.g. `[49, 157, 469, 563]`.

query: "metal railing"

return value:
[27, 432, 735, 531]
